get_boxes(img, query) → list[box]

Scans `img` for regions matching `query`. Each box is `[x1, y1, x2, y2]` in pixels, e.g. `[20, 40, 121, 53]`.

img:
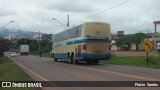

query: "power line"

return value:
[70, 0, 130, 24]
[53, 0, 130, 29]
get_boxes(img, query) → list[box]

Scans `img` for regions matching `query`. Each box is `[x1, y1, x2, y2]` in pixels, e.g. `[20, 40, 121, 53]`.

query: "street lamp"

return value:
[0, 20, 14, 56]
[0, 21, 15, 31]
[52, 18, 68, 29]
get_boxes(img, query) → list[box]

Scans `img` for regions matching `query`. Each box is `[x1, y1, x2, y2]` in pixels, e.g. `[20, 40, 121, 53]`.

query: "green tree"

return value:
[29, 40, 38, 51]
[116, 35, 132, 50]
[40, 40, 52, 53]
[15, 34, 52, 54]
[116, 33, 147, 51]
[17, 38, 32, 46]
[3, 39, 12, 51]
[40, 34, 52, 53]
[41, 34, 52, 41]
[131, 33, 147, 51]
[0, 39, 5, 56]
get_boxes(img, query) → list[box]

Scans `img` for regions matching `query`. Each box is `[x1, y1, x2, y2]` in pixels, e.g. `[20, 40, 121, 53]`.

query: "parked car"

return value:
[11, 52, 17, 57]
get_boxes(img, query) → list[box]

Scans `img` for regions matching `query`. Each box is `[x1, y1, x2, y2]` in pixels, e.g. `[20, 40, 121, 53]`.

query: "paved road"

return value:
[5, 52, 160, 90]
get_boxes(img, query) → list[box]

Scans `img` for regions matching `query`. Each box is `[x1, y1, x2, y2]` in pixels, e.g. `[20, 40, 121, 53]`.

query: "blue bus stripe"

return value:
[55, 39, 111, 47]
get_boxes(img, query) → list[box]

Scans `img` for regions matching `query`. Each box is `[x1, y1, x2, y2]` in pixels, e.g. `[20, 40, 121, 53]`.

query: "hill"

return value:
[0, 28, 43, 37]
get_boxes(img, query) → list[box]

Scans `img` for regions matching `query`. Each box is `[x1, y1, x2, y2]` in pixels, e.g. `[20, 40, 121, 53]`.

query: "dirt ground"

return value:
[111, 50, 160, 57]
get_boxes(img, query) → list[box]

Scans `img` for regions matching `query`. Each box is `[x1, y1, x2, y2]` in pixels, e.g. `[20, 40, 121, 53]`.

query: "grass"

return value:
[42, 52, 50, 57]
[30, 51, 39, 56]
[0, 56, 30, 90]
[100, 55, 160, 69]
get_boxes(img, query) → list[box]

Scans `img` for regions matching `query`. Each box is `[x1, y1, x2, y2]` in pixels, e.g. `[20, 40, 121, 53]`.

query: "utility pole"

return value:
[67, 14, 69, 27]
[24, 34, 26, 45]
[51, 33, 54, 50]
[39, 30, 40, 52]
[25, 38, 26, 45]
[39, 30, 41, 57]
[146, 30, 149, 65]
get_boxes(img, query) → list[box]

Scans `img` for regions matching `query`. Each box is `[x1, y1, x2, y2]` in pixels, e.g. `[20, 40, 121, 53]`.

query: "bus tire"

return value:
[94, 60, 99, 65]
[72, 53, 78, 64]
[69, 53, 73, 64]
[73, 54, 78, 64]
[53, 53, 57, 62]
[86, 60, 91, 65]
[73, 60, 78, 64]
[54, 58, 57, 62]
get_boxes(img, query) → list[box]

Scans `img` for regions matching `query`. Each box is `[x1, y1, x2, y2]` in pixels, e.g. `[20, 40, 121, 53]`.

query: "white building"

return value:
[6, 33, 19, 43]
[19, 34, 32, 40]
[111, 31, 125, 51]
[7, 33, 18, 40]
[111, 40, 117, 51]
[5, 33, 32, 43]
[152, 33, 160, 50]
[32, 34, 42, 41]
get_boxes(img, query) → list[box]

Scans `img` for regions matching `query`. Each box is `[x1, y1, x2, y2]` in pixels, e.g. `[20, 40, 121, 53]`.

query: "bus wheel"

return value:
[86, 60, 91, 65]
[73, 57, 78, 64]
[69, 54, 73, 64]
[94, 60, 99, 65]
[54, 58, 57, 62]
[53, 53, 57, 62]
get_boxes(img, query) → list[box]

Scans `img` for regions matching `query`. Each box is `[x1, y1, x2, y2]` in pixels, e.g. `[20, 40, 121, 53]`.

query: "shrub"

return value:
[111, 53, 116, 57]
[0, 50, 4, 56]
[158, 49, 160, 55]
[148, 55, 157, 64]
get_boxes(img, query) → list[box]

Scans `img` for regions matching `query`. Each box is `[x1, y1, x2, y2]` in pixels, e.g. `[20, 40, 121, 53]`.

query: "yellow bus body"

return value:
[50, 22, 111, 64]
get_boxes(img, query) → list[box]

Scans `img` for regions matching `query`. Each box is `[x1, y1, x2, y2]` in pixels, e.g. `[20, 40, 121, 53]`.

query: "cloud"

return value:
[0, 8, 16, 17]
[48, 0, 93, 13]
[0, 0, 160, 34]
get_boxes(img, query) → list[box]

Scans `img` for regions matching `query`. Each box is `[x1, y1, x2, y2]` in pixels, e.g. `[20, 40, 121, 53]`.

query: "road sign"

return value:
[142, 38, 154, 52]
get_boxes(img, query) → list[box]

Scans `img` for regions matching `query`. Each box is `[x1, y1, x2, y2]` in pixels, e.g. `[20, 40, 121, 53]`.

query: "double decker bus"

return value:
[50, 22, 111, 64]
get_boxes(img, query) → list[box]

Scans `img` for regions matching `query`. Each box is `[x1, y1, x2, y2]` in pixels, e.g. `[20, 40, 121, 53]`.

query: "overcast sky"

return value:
[0, 0, 160, 34]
